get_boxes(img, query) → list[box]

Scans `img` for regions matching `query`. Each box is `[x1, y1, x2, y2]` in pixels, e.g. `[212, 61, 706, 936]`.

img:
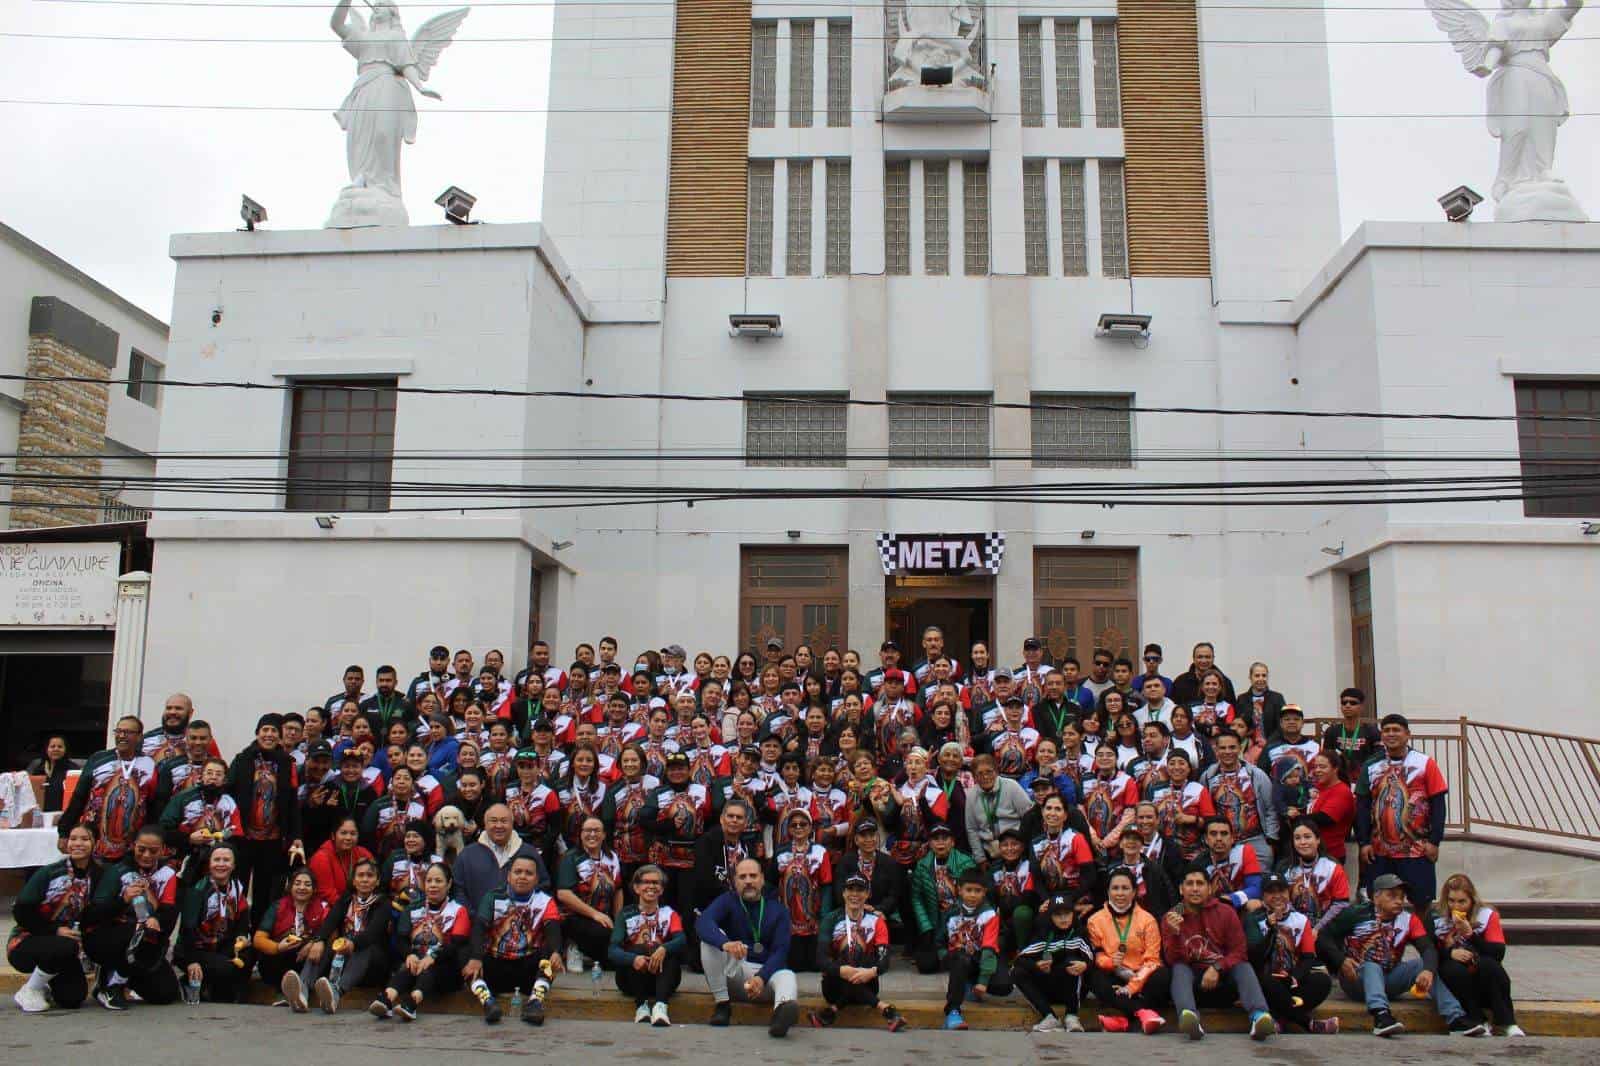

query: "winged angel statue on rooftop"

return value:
[1425, 0, 1587, 221]
[325, 0, 469, 228]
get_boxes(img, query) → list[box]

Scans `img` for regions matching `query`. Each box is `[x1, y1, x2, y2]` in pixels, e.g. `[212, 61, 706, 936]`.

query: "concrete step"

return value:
[1500, 917, 1600, 946]
[1498, 900, 1600, 920]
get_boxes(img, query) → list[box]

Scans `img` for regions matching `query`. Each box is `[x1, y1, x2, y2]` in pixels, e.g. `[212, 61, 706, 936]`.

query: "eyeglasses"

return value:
[1340, 699, 1361, 706]
[1143, 656, 1161, 663]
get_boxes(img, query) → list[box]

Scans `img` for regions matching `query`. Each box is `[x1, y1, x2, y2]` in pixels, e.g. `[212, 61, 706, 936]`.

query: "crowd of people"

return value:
[7, 632, 1525, 1040]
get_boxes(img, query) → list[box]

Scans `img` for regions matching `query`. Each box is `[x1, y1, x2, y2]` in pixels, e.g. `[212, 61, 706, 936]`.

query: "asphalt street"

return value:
[1, 1006, 1598, 1065]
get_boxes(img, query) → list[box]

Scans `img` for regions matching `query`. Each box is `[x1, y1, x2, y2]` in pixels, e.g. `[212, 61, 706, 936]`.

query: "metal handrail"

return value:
[1309, 716, 1600, 845]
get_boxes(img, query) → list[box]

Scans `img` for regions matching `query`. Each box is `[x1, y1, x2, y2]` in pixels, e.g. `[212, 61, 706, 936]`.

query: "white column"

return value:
[1045, 158, 1064, 277]
[108, 571, 151, 737]
[773, 158, 790, 277]
[1040, 17, 1059, 129]
[812, 156, 828, 276]
[909, 157, 925, 277]
[1085, 158, 1104, 277]
[776, 20, 793, 127]
[1079, 20, 1097, 128]
[948, 159, 966, 276]
[813, 19, 829, 124]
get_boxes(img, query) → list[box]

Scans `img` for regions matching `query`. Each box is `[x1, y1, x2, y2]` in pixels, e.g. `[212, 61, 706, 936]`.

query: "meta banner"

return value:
[876, 532, 1006, 576]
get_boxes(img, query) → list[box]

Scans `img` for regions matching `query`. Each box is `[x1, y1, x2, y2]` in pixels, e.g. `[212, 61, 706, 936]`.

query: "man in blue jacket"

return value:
[694, 856, 799, 1037]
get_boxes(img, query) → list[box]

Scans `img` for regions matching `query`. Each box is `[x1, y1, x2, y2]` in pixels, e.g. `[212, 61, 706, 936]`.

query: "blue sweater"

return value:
[695, 888, 792, 980]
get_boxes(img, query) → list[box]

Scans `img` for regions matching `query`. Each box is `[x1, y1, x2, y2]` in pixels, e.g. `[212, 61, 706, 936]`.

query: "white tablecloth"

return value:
[0, 827, 61, 869]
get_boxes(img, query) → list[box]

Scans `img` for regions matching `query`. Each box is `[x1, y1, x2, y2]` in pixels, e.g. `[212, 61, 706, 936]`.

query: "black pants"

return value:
[8, 935, 90, 1008]
[1258, 963, 1332, 1030]
[82, 924, 180, 1004]
[942, 951, 1012, 1013]
[1087, 965, 1172, 1018]
[787, 934, 818, 973]
[562, 915, 614, 968]
[234, 837, 290, 927]
[306, 944, 387, 994]
[663, 866, 698, 959]
[894, 866, 918, 949]
[182, 948, 254, 1003]
[913, 930, 942, 975]
[256, 949, 308, 986]
[820, 972, 881, 1008]
[388, 947, 463, 1000]
[614, 956, 683, 1004]
[479, 950, 555, 995]
[1439, 955, 1517, 1027]
[1012, 962, 1083, 1017]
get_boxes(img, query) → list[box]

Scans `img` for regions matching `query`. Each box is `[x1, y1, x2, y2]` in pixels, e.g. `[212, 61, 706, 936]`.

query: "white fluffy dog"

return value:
[433, 804, 467, 862]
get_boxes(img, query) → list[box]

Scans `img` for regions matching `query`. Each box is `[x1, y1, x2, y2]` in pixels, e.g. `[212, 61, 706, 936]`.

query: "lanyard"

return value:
[1112, 910, 1135, 946]
[744, 898, 765, 944]
[1047, 702, 1070, 738]
[981, 789, 1000, 828]
[940, 777, 958, 804]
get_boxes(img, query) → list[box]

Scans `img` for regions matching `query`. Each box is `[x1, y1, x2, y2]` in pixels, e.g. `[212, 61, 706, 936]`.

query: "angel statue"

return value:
[325, 0, 469, 228]
[887, 0, 985, 91]
[1426, 0, 1587, 221]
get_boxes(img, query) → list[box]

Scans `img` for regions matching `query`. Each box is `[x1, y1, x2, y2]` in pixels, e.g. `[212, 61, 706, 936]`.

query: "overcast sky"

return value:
[2, 2, 1596, 320]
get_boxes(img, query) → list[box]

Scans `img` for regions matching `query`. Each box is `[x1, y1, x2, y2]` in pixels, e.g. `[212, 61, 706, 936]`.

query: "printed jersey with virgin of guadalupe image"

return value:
[1129, 753, 1169, 797]
[243, 752, 289, 842]
[989, 859, 1035, 904]
[164, 786, 244, 842]
[1146, 778, 1215, 859]
[7, 859, 95, 952]
[874, 698, 922, 764]
[1262, 908, 1318, 976]
[683, 744, 731, 789]
[1207, 765, 1263, 841]
[370, 797, 426, 855]
[556, 774, 609, 849]
[944, 903, 1001, 955]
[1260, 737, 1322, 782]
[384, 851, 442, 901]
[717, 774, 771, 856]
[889, 778, 931, 866]
[825, 908, 889, 968]
[557, 848, 621, 916]
[504, 781, 561, 845]
[1333, 905, 1429, 973]
[596, 721, 645, 762]
[478, 749, 516, 800]
[186, 879, 249, 951]
[75, 750, 159, 860]
[1079, 770, 1141, 842]
[1187, 700, 1238, 739]
[773, 842, 833, 937]
[1283, 855, 1350, 926]
[104, 860, 181, 920]
[621, 904, 684, 953]
[1201, 843, 1262, 908]
[1030, 826, 1095, 895]
[397, 896, 471, 956]
[1358, 748, 1448, 859]
[767, 782, 816, 832]
[648, 781, 711, 867]
[987, 726, 1040, 778]
[603, 774, 659, 866]
[1430, 905, 1505, 961]
[479, 889, 562, 959]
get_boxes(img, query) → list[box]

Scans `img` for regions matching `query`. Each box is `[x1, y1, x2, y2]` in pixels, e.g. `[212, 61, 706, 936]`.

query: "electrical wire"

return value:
[24, 0, 1583, 11]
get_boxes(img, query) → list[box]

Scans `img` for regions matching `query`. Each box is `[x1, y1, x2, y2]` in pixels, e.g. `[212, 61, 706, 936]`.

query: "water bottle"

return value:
[566, 944, 582, 972]
[128, 896, 151, 962]
[329, 952, 347, 990]
[131, 895, 151, 923]
[589, 959, 602, 997]
[510, 987, 523, 1014]
[185, 973, 202, 1005]
[73, 921, 94, 976]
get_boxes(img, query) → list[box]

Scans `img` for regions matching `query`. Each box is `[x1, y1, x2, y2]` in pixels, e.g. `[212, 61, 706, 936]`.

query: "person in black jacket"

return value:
[1132, 801, 1188, 885]
[1237, 663, 1287, 742]
[1108, 830, 1176, 916]
[227, 713, 305, 926]
[361, 665, 418, 739]
[303, 857, 392, 1014]
[82, 825, 182, 1009]
[834, 820, 903, 931]
[810, 874, 906, 1032]
[8, 822, 102, 1012]
[25, 734, 79, 813]
[1169, 642, 1236, 707]
[691, 798, 757, 916]
[1010, 892, 1096, 1032]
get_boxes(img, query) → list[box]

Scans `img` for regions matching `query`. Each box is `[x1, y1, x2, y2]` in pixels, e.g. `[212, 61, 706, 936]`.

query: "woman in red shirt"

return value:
[309, 816, 374, 907]
[1306, 752, 1354, 862]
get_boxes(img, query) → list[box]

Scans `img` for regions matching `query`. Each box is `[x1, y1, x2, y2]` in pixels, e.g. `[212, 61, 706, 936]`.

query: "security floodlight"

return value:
[1321, 542, 1345, 557]
[1582, 522, 1600, 536]
[729, 313, 783, 340]
[1438, 185, 1484, 223]
[434, 185, 478, 225]
[551, 539, 574, 551]
[240, 195, 267, 231]
[1080, 530, 1096, 540]
[1095, 312, 1151, 341]
[314, 514, 339, 530]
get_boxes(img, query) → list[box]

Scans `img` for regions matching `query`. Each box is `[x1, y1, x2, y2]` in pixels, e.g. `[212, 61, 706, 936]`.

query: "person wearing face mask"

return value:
[83, 824, 182, 1010]
[254, 866, 328, 1012]
[370, 861, 471, 1020]
[175, 842, 254, 1004]
[306, 856, 392, 1013]
[158, 756, 243, 876]
[1012, 891, 1095, 1033]
[1243, 874, 1337, 1034]
[9, 823, 102, 1012]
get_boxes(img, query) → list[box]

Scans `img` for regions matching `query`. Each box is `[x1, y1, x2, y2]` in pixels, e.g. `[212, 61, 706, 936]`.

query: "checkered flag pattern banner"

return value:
[876, 533, 896, 574]
[877, 532, 1006, 575]
[985, 531, 1006, 573]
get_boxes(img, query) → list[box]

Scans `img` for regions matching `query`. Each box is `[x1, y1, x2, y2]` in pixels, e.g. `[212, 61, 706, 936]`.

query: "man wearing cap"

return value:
[647, 751, 713, 933]
[969, 668, 1016, 731]
[965, 753, 1032, 863]
[409, 645, 453, 706]
[762, 636, 786, 668]
[1243, 874, 1337, 1034]
[1317, 871, 1474, 1036]
[864, 640, 907, 696]
[812, 873, 906, 1032]
[1356, 713, 1448, 912]
[872, 669, 922, 778]
[696, 857, 800, 1036]
[293, 740, 337, 854]
[836, 819, 902, 928]
[1012, 637, 1049, 705]
[910, 824, 977, 973]
[1162, 866, 1276, 1041]
[225, 712, 305, 924]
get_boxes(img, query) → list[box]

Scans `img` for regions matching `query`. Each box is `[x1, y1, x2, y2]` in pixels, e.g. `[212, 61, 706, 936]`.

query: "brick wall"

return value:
[12, 298, 116, 528]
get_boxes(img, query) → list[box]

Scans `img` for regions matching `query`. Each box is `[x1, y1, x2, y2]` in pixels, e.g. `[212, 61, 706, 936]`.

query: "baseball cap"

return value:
[530, 717, 555, 733]
[992, 668, 1013, 681]
[997, 827, 1026, 844]
[664, 751, 690, 767]
[306, 740, 333, 759]
[1003, 695, 1025, 707]
[882, 668, 906, 684]
[339, 747, 364, 764]
[765, 636, 784, 650]
[880, 640, 899, 652]
[1371, 873, 1407, 893]
[601, 662, 621, 674]
[843, 874, 870, 891]
[1022, 637, 1043, 651]
[1261, 874, 1290, 893]
[429, 644, 450, 658]
[855, 819, 879, 835]
[663, 644, 687, 658]
[738, 744, 762, 760]
[514, 747, 540, 762]
[929, 825, 954, 838]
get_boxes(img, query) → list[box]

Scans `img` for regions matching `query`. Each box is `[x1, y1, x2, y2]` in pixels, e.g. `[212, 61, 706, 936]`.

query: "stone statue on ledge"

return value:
[1426, 0, 1588, 222]
[887, 0, 986, 91]
[325, 0, 469, 228]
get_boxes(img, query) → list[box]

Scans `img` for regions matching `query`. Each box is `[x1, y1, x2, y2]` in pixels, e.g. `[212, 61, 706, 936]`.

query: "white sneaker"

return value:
[634, 1003, 651, 1024]
[282, 971, 308, 1013]
[13, 981, 51, 1013]
[1063, 1013, 1085, 1033]
[1032, 1015, 1064, 1033]
[650, 1001, 671, 1027]
[1503, 1025, 1527, 1037]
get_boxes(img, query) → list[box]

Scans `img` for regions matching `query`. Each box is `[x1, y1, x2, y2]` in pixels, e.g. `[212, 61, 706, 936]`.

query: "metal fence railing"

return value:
[1311, 717, 1600, 844]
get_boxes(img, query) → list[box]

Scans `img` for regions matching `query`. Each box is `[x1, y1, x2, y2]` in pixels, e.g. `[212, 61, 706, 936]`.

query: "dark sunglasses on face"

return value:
[1143, 656, 1161, 663]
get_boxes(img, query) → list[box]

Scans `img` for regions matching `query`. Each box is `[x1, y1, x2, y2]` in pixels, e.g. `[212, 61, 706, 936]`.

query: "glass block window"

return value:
[747, 160, 774, 275]
[826, 159, 851, 275]
[1055, 19, 1082, 128]
[789, 20, 814, 128]
[786, 160, 813, 275]
[827, 21, 851, 127]
[1019, 20, 1044, 127]
[963, 161, 989, 276]
[1023, 160, 1048, 276]
[1514, 381, 1600, 516]
[1031, 393, 1134, 468]
[751, 22, 777, 127]
[923, 160, 949, 277]
[745, 393, 848, 467]
[286, 379, 397, 511]
[1092, 21, 1121, 128]
[1098, 159, 1128, 278]
[1060, 160, 1088, 277]
[888, 392, 992, 468]
[885, 160, 910, 276]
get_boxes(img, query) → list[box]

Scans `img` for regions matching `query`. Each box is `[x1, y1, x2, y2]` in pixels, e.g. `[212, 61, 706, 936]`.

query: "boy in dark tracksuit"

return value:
[1010, 892, 1095, 1032]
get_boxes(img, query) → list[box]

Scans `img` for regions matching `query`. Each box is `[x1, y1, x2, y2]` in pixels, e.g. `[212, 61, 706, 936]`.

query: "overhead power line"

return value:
[28, 0, 1563, 11]
[3, 372, 1596, 425]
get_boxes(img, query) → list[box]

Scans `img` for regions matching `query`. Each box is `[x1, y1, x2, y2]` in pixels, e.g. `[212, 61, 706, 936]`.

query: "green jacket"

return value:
[910, 848, 976, 934]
